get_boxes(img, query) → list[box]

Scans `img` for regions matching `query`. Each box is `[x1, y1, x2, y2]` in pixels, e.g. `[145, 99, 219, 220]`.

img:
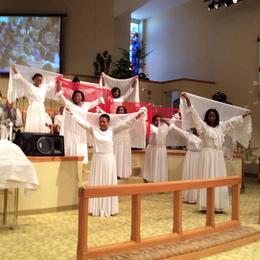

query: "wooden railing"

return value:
[77, 176, 241, 260]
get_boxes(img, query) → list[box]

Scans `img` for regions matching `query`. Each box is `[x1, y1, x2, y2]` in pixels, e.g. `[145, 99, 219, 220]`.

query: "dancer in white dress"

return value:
[73, 110, 144, 217]
[58, 89, 104, 163]
[114, 106, 132, 179]
[111, 85, 134, 102]
[11, 65, 55, 133]
[110, 77, 137, 103]
[181, 93, 251, 212]
[101, 73, 138, 103]
[142, 115, 174, 182]
[171, 125, 203, 203]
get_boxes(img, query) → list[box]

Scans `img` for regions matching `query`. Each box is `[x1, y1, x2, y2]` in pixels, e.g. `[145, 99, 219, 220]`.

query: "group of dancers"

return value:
[5, 64, 252, 217]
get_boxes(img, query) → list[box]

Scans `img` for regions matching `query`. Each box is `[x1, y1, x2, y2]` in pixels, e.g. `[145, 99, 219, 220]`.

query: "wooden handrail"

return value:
[77, 176, 241, 259]
[82, 176, 240, 197]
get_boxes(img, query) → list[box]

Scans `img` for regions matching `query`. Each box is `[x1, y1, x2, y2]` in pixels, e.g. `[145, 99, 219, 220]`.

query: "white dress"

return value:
[74, 114, 136, 217]
[59, 93, 102, 163]
[142, 123, 172, 182]
[189, 106, 244, 211]
[13, 73, 53, 133]
[171, 124, 203, 203]
[113, 129, 132, 178]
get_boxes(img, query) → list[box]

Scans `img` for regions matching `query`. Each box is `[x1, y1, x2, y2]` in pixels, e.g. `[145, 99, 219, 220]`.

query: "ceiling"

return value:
[114, 0, 191, 20]
[131, 0, 191, 19]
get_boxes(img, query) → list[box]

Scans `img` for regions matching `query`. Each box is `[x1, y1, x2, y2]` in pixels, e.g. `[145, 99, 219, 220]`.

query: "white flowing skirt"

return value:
[24, 101, 46, 133]
[198, 148, 229, 211]
[62, 113, 88, 163]
[142, 144, 168, 182]
[89, 153, 118, 217]
[182, 150, 200, 203]
[114, 134, 132, 178]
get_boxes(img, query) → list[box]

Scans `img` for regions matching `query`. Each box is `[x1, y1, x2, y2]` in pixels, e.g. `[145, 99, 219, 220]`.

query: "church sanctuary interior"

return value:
[0, 0, 260, 259]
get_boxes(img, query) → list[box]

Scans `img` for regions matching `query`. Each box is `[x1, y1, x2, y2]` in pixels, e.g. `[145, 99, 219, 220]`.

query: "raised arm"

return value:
[181, 92, 191, 107]
[113, 108, 146, 134]
[72, 111, 92, 131]
[169, 123, 189, 140]
[56, 90, 73, 108]
[86, 96, 105, 110]
[11, 65, 33, 89]
[120, 77, 137, 102]
[181, 92, 206, 134]
[221, 111, 251, 134]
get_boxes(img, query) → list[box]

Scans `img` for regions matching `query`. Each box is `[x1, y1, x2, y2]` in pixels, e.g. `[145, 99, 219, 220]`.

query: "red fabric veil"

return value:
[56, 77, 114, 111]
[151, 106, 179, 119]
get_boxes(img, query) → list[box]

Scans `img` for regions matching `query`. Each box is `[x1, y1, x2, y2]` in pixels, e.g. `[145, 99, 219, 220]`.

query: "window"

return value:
[130, 19, 141, 75]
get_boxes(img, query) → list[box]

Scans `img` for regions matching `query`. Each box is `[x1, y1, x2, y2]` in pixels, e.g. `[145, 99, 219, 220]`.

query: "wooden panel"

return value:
[77, 188, 88, 260]
[173, 191, 182, 234]
[206, 187, 215, 227]
[131, 194, 141, 243]
[232, 184, 240, 221]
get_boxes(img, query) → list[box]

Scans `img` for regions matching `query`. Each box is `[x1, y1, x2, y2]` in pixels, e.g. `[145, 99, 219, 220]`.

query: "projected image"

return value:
[0, 16, 61, 73]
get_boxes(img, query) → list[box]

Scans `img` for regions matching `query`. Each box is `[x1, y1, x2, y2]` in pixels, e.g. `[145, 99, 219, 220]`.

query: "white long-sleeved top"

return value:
[73, 114, 138, 154]
[188, 106, 244, 150]
[149, 123, 173, 146]
[13, 73, 54, 104]
[59, 91, 103, 114]
[170, 124, 203, 152]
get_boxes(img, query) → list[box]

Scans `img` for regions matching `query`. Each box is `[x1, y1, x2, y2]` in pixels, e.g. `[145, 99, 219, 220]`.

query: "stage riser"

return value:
[11, 151, 242, 214]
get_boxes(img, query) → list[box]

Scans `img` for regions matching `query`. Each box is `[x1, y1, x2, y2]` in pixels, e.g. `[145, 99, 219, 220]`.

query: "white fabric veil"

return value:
[8, 64, 62, 102]
[99, 73, 140, 102]
[166, 118, 186, 147]
[73, 109, 147, 149]
[180, 93, 252, 149]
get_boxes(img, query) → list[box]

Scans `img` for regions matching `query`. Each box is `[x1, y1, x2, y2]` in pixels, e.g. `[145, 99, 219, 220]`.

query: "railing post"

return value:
[173, 191, 182, 234]
[77, 188, 88, 260]
[3, 189, 8, 225]
[232, 184, 240, 221]
[131, 194, 141, 243]
[206, 187, 215, 227]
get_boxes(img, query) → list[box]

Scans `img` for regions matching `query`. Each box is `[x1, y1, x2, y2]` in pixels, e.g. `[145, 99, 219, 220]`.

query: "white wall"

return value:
[144, 0, 260, 146]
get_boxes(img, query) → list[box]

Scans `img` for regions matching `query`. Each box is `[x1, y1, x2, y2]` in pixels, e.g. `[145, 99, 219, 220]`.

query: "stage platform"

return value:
[8, 149, 243, 215]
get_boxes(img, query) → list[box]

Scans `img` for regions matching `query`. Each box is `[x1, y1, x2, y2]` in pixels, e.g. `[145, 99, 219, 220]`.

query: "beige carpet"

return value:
[0, 178, 259, 260]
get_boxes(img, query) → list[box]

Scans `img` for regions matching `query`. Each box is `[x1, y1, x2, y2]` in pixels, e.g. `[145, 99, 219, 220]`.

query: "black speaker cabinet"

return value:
[15, 132, 64, 156]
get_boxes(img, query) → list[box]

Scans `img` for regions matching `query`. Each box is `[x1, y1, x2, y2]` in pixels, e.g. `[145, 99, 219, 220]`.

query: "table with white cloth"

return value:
[0, 140, 39, 227]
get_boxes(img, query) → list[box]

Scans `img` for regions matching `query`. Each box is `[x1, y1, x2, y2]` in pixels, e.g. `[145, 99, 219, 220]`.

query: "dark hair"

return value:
[72, 90, 85, 103]
[99, 113, 110, 122]
[111, 87, 121, 97]
[116, 106, 127, 114]
[190, 128, 198, 136]
[72, 76, 80, 83]
[204, 108, 220, 126]
[32, 73, 43, 81]
[152, 114, 161, 123]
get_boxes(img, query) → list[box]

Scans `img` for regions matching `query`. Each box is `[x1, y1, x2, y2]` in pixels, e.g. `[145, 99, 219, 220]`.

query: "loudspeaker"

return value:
[15, 132, 64, 156]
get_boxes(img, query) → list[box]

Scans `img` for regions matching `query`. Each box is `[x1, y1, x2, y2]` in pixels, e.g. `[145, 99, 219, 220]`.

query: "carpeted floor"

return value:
[0, 178, 259, 260]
